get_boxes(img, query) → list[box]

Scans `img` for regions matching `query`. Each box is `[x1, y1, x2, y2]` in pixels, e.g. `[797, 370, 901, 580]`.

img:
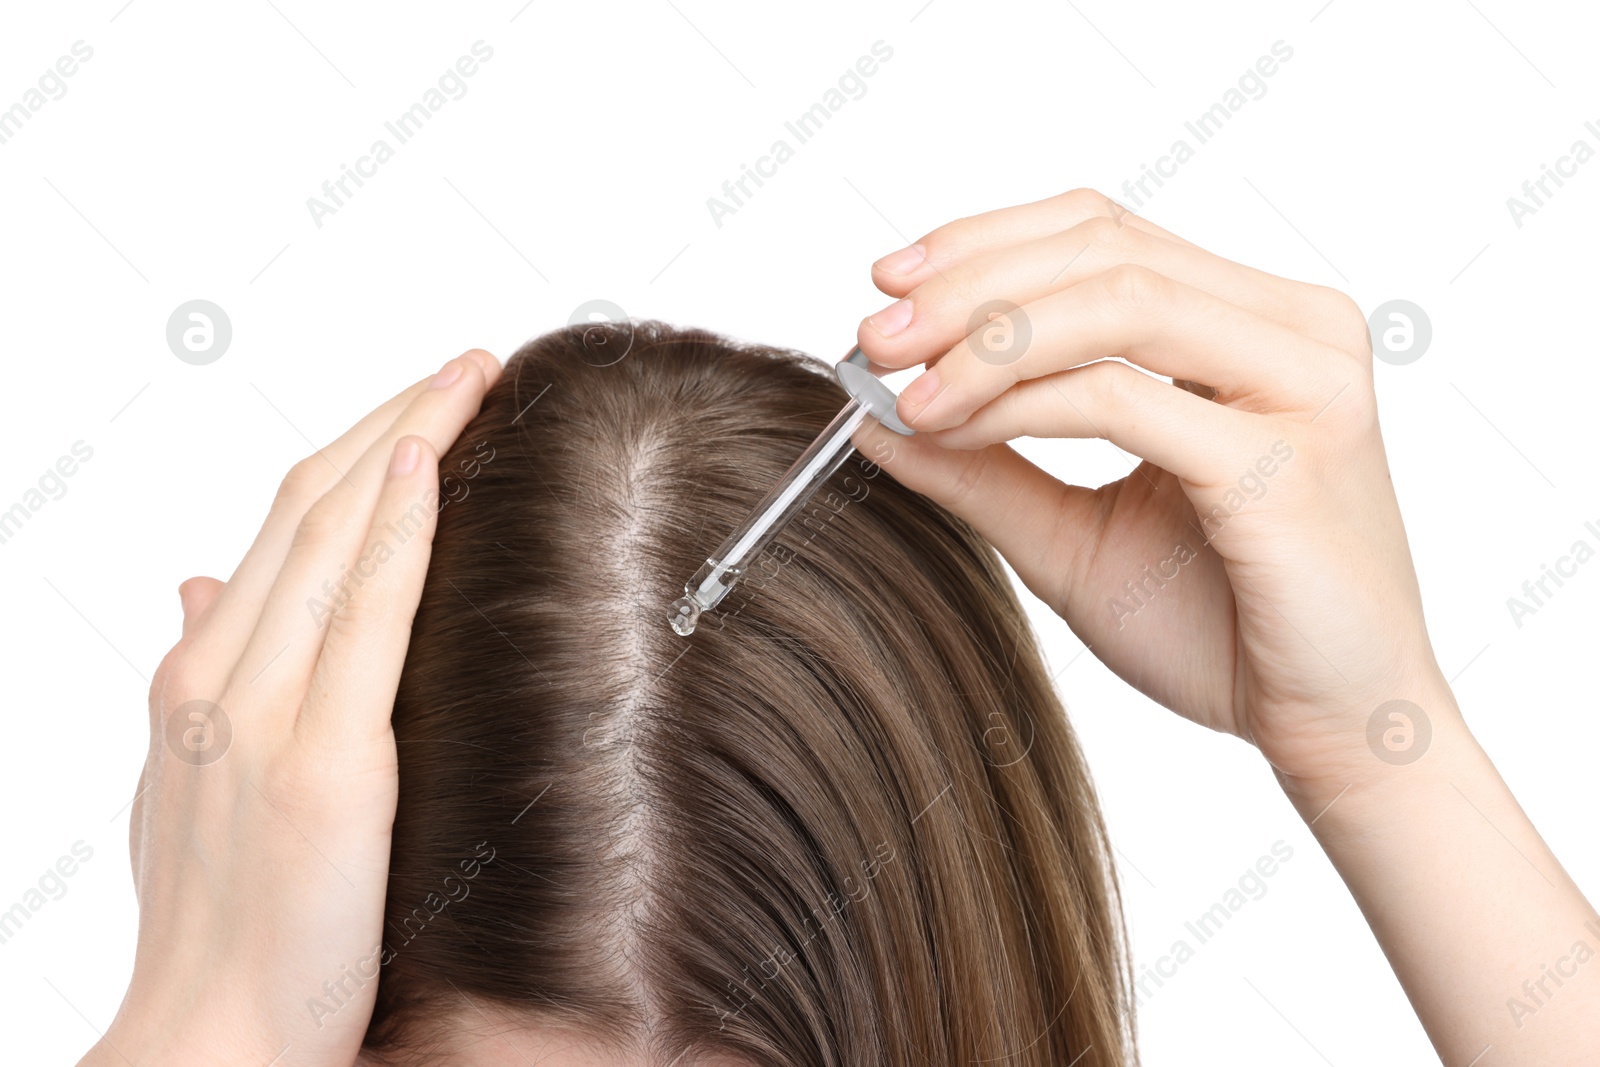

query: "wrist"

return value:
[1268, 673, 1484, 835]
[87, 993, 292, 1067]
[83, 1029, 236, 1067]
[85, 1034, 299, 1067]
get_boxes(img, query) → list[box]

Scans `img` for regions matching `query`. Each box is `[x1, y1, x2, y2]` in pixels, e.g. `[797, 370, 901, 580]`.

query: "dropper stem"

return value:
[670, 397, 869, 635]
[722, 397, 869, 569]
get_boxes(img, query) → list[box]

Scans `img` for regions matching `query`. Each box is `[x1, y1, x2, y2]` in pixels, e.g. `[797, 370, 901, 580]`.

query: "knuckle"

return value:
[915, 215, 970, 264]
[1100, 263, 1170, 314]
[1080, 213, 1125, 246]
[1085, 360, 1129, 410]
[292, 496, 355, 551]
[938, 257, 988, 304]
[948, 211, 1007, 258]
[1058, 187, 1113, 219]
[150, 633, 225, 710]
[330, 556, 403, 629]
[273, 457, 328, 517]
[1077, 214, 1138, 264]
[914, 226, 947, 263]
[1316, 286, 1373, 360]
[150, 641, 210, 711]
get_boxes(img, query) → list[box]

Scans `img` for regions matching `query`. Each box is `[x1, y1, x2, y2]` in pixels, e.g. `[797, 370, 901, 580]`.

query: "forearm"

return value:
[1284, 682, 1599, 1064]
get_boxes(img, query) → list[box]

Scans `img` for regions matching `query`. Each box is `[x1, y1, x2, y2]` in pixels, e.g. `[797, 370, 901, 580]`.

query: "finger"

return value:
[178, 577, 225, 637]
[852, 421, 1095, 615]
[860, 215, 1367, 369]
[869, 187, 1201, 296]
[926, 362, 1260, 487]
[297, 436, 439, 748]
[229, 355, 493, 702]
[191, 351, 499, 671]
[897, 265, 1347, 432]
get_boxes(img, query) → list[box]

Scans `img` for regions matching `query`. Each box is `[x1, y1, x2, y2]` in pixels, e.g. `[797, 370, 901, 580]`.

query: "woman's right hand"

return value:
[853, 189, 1600, 1065]
[852, 188, 1447, 799]
[83, 350, 499, 1067]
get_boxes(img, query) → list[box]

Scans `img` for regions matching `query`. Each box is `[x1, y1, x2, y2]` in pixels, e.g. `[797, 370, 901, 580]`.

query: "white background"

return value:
[1, 1, 1596, 1064]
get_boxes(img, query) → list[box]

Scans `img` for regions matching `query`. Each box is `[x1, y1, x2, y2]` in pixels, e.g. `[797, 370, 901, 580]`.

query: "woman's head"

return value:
[362, 322, 1134, 1066]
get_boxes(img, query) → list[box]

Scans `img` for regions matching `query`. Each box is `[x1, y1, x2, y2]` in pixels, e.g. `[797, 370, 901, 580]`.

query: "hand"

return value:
[84, 351, 500, 1067]
[853, 188, 1451, 795]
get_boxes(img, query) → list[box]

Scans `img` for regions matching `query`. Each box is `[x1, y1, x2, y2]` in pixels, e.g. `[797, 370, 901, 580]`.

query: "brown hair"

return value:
[363, 321, 1136, 1065]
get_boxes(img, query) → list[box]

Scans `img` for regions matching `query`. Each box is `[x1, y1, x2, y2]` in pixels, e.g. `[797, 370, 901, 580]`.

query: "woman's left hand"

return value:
[84, 351, 500, 1067]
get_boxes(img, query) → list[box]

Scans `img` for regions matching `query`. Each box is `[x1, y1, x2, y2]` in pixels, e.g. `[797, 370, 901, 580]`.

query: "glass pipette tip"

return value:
[668, 345, 915, 637]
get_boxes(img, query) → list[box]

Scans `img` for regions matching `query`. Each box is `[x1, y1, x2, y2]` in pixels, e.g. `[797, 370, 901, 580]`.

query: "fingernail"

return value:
[389, 438, 421, 478]
[430, 358, 464, 389]
[866, 298, 913, 338]
[876, 243, 926, 275]
[900, 366, 940, 407]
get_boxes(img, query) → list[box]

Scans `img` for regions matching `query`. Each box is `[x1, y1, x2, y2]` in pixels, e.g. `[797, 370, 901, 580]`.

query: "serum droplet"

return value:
[669, 595, 700, 637]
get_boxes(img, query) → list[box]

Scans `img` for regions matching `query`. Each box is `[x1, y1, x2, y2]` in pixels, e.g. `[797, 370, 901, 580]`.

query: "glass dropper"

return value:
[668, 346, 915, 637]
